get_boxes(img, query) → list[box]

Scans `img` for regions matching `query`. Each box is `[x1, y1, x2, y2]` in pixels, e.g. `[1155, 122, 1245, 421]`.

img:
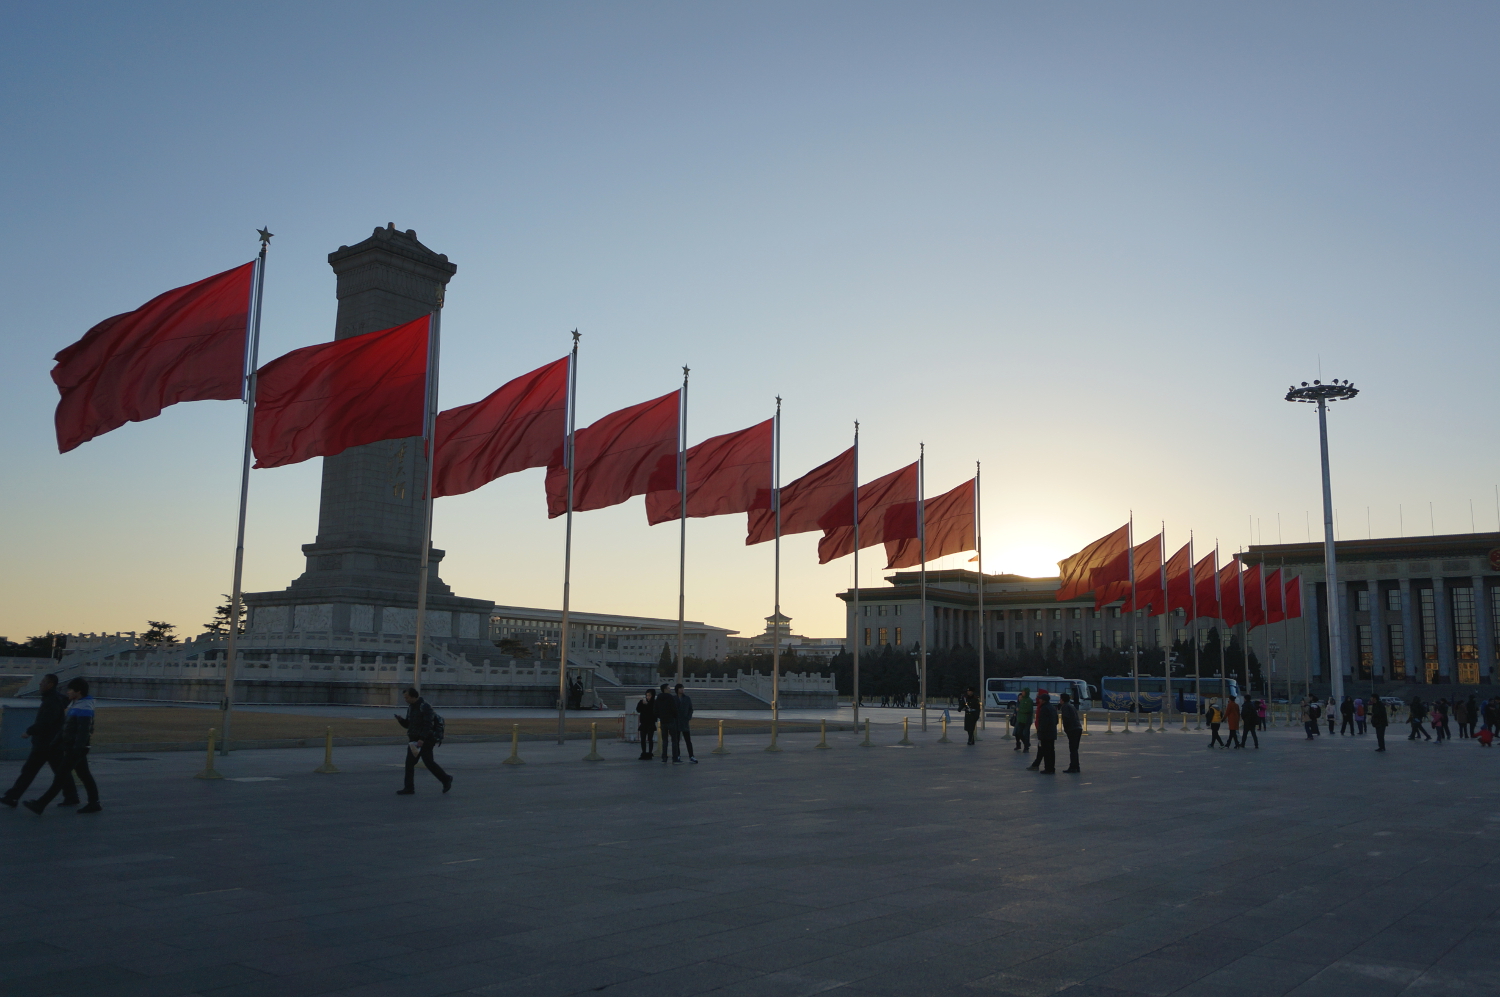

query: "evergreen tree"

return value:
[142, 621, 177, 645]
[204, 594, 246, 636]
[657, 642, 674, 676]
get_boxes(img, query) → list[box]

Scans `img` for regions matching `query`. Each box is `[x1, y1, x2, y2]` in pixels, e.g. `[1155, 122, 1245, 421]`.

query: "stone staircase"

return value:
[597, 685, 770, 711]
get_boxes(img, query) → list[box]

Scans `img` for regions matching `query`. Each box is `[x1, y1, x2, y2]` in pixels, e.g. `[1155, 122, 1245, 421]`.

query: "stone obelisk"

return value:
[244, 224, 494, 649]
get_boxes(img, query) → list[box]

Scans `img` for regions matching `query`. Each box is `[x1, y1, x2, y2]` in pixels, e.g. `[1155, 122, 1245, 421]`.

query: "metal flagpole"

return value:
[675, 367, 689, 690]
[851, 422, 861, 725]
[1190, 532, 1202, 730]
[411, 294, 444, 695]
[219, 227, 271, 755]
[1218, 541, 1228, 705]
[555, 332, 580, 744]
[975, 461, 985, 732]
[771, 396, 781, 726]
[1127, 512, 1138, 731]
[1283, 559, 1293, 711]
[918, 443, 927, 732]
[1159, 521, 1169, 730]
[1237, 546, 1248, 704]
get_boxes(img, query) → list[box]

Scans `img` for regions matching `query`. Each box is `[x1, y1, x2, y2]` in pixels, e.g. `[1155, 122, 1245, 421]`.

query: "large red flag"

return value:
[1056, 524, 1129, 601]
[53, 261, 255, 453]
[1284, 576, 1303, 619]
[1164, 542, 1193, 615]
[1121, 534, 1165, 615]
[252, 315, 429, 469]
[884, 479, 975, 570]
[1193, 550, 1220, 621]
[746, 447, 854, 546]
[816, 462, 918, 564]
[645, 419, 772, 525]
[544, 391, 678, 518]
[1264, 568, 1285, 624]
[432, 357, 568, 498]
[1243, 563, 1265, 628]
[1218, 560, 1244, 628]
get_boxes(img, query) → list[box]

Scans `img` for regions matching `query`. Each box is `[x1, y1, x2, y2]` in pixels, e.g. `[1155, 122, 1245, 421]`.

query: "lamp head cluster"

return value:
[1285, 379, 1358, 403]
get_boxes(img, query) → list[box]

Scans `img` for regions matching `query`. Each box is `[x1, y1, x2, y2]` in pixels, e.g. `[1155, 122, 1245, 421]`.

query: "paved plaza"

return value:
[3, 720, 1498, 997]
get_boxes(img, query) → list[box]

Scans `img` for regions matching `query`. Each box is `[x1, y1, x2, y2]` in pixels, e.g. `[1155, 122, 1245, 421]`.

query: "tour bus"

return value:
[1099, 675, 1240, 714]
[985, 676, 1095, 715]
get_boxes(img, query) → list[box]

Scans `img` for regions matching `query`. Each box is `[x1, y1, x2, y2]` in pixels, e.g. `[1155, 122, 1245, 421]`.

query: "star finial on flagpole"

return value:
[257, 227, 273, 246]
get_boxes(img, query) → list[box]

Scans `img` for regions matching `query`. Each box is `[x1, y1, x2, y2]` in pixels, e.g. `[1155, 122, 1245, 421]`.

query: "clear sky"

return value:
[2, 3, 1496, 644]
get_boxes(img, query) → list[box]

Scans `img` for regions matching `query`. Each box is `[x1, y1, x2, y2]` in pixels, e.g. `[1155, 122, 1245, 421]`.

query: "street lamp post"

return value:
[1285, 379, 1359, 706]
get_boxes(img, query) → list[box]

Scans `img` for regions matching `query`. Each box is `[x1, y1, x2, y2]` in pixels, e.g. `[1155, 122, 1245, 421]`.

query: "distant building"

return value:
[489, 606, 736, 684]
[726, 613, 846, 662]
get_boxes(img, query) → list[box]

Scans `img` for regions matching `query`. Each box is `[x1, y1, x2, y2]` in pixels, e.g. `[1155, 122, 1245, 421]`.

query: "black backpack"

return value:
[430, 709, 445, 744]
[1308, 703, 1321, 720]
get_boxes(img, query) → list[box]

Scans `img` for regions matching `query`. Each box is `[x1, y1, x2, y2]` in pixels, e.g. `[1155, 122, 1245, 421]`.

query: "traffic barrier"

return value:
[860, 717, 873, 747]
[1082, 712, 1090, 736]
[815, 719, 831, 749]
[938, 715, 951, 744]
[502, 724, 525, 765]
[314, 727, 339, 774]
[195, 728, 224, 780]
[582, 722, 604, 761]
[711, 718, 729, 754]
[1121, 711, 1133, 734]
[1179, 711, 1189, 732]
[898, 717, 913, 746]
[1104, 712, 1115, 733]
[764, 717, 782, 753]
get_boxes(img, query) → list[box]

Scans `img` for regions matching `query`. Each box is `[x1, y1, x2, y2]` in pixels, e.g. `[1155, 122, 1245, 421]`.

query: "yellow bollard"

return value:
[1180, 709, 1189, 732]
[1104, 711, 1115, 734]
[314, 727, 339, 774]
[815, 718, 831, 749]
[711, 718, 729, 754]
[764, 717, 782, 752]
[1121, 709, 1133, 734]
[1082, 711, 1090, 736]
[585, 719, 609, 758]
[860, 717, 873, 747]
[1146, 711, 1158, 733]
[195, 728, 224, 780]
[898, 717, 912, 746]
[938, 715, 951, 744]
[502, 724, 525, 765]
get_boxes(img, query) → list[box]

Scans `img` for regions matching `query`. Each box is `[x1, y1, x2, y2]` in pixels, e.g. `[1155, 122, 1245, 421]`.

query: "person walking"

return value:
[1028, 691, 1057, 774]
[1013, 689, 1033, 753]
[1432, 701, 1448, 744]
[673, 683, 697, 763]
[959, 687, 982, 745]
[1370, 695, 1389, 751]
[1339, 696, 1355, 735]
[1256, 697, 1268, 732]
[23, 678, 101, 814]
[1409, 696, 1431, 740]
[1325, 699, 1338, 736]
[394, 687, 451, 795]
[636, 688, 657, 760]
[3, 674, 77, 809]
[1225, 696, 1242, 748]
[1060, 693, 1082, 773]
[653, 682, 679, 764]
[1207, 699, 1226, 747]
[1241, 696, 1260, 749]
[1354, 698, 1367, 735]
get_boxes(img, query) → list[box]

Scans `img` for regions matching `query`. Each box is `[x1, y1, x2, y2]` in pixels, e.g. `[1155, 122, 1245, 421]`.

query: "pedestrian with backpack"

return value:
[395, 687, 451, 795]
[1207, 699, 1226, 747]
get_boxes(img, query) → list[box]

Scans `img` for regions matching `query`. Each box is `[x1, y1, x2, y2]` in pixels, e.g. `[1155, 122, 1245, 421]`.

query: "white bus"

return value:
[985, 676, 1095, 714]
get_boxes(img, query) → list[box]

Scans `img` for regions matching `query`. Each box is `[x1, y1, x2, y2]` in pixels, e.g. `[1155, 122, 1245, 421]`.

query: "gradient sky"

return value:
[2, 3, 1497, 645]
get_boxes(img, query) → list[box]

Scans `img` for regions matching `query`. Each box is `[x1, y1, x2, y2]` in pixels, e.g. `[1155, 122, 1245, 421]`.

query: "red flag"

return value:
[1243, 563, 1265, 628]
[1264, 568, 1285, 624]
[645, 419, 772, 525]
[1193, 550, 1220, 621]
[884, 479, 976, 569]
[544, 391, 678, 518]
[53, 261, 255, 453]
[1165, 543, 1193, 615]
[432, 357, 568, 498]
[1121, 534, 1165, 615]
[252, 315, 429, 469]
[1284, 576, 1303, 619]
[816, 462, 918, 564]
[1056, 524, 1129, 601]
[1218, 560, 1244, 628]
[746, 447, 853, 546]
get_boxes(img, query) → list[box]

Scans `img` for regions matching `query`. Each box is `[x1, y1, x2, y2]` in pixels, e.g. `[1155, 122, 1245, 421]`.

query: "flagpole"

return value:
[219, 228, 270, 755]
[411, 295, 443, 695]
[1190, 532, 1202, 730]
[1128, 512, 1138, 731]
[1217, 541, 1227, 705]
[675, 367, 689, 691]
[975, 461, 984, 733]
[918, 442, 927, 732]
[1158, 521, 1168, 731]
[851, 422, 861, 726]
[1283, 559, 1293, 711]
[554, 333, 581, 742]
[771, 396, 781, 726]
[1260, 557, 1271, 705]
[1237, 546, 1248, 705]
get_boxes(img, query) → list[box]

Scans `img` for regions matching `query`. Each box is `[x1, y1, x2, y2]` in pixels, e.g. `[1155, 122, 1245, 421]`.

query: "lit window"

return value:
[877, 627, 889, 645]
[895, 627, 903, 645]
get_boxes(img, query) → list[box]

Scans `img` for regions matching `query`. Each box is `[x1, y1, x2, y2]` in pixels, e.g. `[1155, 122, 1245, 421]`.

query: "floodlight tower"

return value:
[1285, 378, 1359, 705]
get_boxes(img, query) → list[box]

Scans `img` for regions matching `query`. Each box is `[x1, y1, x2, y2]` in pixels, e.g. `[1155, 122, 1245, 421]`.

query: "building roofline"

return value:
[1243, 532, 1500, 566]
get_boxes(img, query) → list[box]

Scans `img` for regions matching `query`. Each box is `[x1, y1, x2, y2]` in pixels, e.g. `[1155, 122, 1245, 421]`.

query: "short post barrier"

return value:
[1179, 710, 1189, 732]
[502, 724, 525, 766]
[582, 722, 604, 761]
[1121, 710, 1133, 734]
[815, 719, 831, 749]
[1082, 712, 1090, 736]
[860, 717, 873, 747]
[711, 718, 729, 754]
[314, 727, 339, 774]
[938, 714, 951, 743]
[195, 728, 224, 780]
[764, 717, 782, 753]
[1104, 712, 1114, 733]
[898, 717, 913, 746]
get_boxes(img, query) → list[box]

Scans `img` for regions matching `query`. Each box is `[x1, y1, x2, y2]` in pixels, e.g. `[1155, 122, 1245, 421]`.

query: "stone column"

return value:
[1369, 581, 1387, 681]
[1475, 575, 1496, 681]
[1434, 582, 1455, 681]
[1399, 578, 1416, 682]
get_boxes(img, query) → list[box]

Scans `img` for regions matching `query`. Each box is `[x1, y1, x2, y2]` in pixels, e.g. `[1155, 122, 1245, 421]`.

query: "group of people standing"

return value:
[1009, 688, 1084, 774]
[3, 674, 103, 814]
[1403, 694, 1497, 745]
[635, 683, 697, 763]
[1299, 695, 1392, 750]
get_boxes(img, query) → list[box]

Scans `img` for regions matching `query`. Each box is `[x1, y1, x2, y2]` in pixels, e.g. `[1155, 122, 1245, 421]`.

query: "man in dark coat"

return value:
[1027, 691, 1058, 774]
[394, 687, 451, 795]
[653, 682, 679, 764]
[24, 677, 101, 813]
[1370, 696, 1389, 752]
[3, 674, 77, 808]
[1060, 693, 1083, 773]
[960, 687, 982, 745]
[636, 689, 657, 759]
[674, 683, 697, 763]
[1339, 696, 1355, 735]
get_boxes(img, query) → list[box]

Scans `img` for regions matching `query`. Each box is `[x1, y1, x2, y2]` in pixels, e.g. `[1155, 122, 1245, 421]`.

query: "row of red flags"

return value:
[1057, 523, 1303, 630]
[52, 262, 979, 569]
